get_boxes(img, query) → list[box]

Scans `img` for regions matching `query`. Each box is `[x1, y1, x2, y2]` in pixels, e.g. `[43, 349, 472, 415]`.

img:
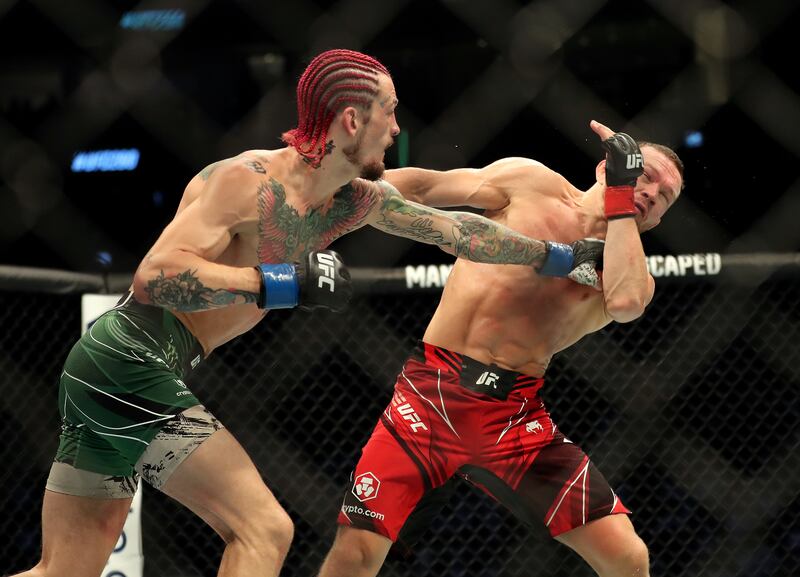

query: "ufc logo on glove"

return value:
[316, 252, 336, 291]
[256, 249, 351, 311]
[626, 153, 643, 169]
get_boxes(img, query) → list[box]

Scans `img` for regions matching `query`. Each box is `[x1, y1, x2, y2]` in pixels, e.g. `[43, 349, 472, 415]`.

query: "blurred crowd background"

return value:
[1, 0, 798, 271]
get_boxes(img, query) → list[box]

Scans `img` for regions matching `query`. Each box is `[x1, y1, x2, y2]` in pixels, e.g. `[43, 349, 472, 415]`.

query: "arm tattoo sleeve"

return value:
[375, 185, 548, 267]
[145, 270, 259, 311]
[376, 193, 450, 246]
[450, 213, 547, 266]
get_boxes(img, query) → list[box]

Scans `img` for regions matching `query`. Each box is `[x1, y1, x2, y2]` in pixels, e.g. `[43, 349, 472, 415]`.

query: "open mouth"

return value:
[634, 201, 647, 217]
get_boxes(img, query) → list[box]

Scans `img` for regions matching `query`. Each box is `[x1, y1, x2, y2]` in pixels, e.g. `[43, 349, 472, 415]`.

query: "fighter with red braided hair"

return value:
[15, 49, 605, 577]
[283, 48, 391, 169]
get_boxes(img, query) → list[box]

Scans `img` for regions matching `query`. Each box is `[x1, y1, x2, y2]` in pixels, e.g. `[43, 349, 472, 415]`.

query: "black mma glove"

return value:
[601, 132, 643, 220]
[296, 250, 352, 312]
[256, 249, 352, 312]
[537, 238, 605, 288]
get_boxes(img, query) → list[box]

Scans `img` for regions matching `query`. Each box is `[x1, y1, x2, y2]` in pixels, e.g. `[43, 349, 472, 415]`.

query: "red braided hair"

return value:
[282, 49, 390, 167]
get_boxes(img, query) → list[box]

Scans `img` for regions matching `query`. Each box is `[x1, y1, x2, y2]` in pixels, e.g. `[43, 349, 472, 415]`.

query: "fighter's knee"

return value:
[266, 506, 295, 554]
[348, 534, 382, 568]
[627, 537, 650, 574]
[328, 527, 389, 573]
[242, 502, 294, 557]
[604, 536, 649, 577]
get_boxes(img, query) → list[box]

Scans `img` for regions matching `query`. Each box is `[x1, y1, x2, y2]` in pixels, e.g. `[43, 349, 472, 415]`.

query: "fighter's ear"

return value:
[339, 107, 359, 135]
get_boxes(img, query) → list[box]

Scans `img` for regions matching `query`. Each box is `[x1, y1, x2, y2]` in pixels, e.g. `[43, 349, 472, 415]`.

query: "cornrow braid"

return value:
[283, 49, 390, 168]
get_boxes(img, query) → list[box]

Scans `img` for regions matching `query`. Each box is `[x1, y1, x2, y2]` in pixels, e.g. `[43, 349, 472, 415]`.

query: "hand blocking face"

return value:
[602, 133, 643, 221]
[601, 133, 643, 188]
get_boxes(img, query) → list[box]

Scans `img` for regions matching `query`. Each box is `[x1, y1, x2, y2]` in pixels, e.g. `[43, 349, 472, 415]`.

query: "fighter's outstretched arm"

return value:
[385, 157, 550, 210]
[383, 166, 507, 209]
[360, 179, 602, 284]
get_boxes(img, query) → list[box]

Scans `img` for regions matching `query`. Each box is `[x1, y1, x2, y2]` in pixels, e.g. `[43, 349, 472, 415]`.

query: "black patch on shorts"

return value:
[88, 390, 175, 421]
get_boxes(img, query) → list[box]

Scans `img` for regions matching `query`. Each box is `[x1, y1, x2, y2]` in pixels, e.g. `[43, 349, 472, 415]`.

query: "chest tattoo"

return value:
[257, 178, 374, 263]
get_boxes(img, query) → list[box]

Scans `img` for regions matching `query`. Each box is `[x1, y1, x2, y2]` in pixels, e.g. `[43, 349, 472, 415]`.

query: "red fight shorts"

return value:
[337, 342, 630, 541]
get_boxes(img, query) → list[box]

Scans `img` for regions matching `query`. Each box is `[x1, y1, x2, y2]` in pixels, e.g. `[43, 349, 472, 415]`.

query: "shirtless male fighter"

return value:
[318, 120, 683, 577]
[12, 50, 603, 577]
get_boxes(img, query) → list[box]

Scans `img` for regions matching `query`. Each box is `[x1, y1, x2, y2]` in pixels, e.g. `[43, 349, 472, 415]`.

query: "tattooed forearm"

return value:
[377, 214, 450, 245]
[376, 188, 548, 267]
[376, 192, 452, 246]
[145, 270, 259, 311]
[451, 213, 548, 266]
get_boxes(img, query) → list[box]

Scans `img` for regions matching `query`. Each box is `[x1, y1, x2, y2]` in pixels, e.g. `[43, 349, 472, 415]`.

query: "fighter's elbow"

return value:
[132, 254, 170, 305]
[604, 295, 648, 323]
[401, 191, 424, 205]
[439, 243, 458, 258]
[132, 265, 156, 304]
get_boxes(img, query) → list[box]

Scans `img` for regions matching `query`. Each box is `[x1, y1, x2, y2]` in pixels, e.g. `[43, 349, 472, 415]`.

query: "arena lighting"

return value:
[684, 130, 704, 148]
[71, 148, 140, 172]
[119, 9, 186, 31]
[95, 251, 113, 266]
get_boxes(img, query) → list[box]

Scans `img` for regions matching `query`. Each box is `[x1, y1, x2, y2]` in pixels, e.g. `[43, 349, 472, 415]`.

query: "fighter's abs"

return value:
[425, 262, 610, 374]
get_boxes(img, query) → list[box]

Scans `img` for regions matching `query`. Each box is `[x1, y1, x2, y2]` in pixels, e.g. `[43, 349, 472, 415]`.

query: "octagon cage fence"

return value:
[0, 253, 798, 577]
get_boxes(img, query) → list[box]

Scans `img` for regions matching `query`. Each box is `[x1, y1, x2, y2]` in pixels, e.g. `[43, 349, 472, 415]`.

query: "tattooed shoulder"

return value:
[350, 178, 390, 207]
[243, 159, 267, 175]
[200, 160, 227, 181]
[200, 153, 271, 181]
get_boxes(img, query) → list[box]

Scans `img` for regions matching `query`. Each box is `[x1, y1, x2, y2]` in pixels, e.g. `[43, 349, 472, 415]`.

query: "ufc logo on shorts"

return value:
[626, 153, 643, 170]
[352, 472, 381, 502]
[396, 402, 428, 432]
[476, 371, 500, 389]
[316, 252, 336, 292]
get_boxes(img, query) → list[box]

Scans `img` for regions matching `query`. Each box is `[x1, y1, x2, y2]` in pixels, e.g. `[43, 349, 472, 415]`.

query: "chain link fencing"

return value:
[1, 263, 798, 577]
[1, 1, 799, 575]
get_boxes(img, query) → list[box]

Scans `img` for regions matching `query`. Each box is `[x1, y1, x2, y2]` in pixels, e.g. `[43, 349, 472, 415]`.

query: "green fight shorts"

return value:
[51, 293, 209, 481]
